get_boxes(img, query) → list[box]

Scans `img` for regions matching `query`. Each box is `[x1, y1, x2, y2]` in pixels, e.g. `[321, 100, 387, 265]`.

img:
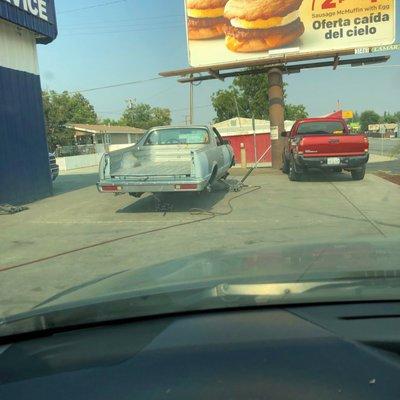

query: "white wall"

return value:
[0, 19, 38, 74]
[57, 154, 103, 172]
[108, 144, 133, 152]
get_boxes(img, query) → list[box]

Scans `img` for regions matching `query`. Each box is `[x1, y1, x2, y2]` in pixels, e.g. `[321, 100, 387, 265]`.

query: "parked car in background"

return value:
[282, 118, 369, 181]
[49, 153, 59, 181]
[98, 126, 234, 197]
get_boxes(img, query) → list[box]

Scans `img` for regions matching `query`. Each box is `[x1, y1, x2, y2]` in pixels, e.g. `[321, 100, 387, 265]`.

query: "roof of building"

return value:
[67, 124, 145, 136]
[214, 117, 269, 129]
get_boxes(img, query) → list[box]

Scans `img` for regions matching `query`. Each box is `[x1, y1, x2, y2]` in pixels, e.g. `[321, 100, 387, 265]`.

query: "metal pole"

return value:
[252, 115, 257, 166]
[233, 94, 241, 127]
[268, 68, 285, 169]
[189, 82, 194, 125]
[381, 130, 384, 156]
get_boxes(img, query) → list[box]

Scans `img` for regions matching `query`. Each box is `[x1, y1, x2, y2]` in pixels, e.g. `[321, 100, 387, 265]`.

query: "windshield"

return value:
[297, 121, 345, 135]
[144, 128, 209, 145]
[0, 0, 399, 338]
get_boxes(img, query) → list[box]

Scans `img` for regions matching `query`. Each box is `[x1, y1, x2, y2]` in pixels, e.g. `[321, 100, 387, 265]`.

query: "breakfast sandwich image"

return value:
[223, 0, 305, 52]
[187, 0, 229, 39]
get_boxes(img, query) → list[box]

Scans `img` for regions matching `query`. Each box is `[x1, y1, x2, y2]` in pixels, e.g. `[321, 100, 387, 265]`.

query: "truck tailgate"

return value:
[299, 135, 368, 157]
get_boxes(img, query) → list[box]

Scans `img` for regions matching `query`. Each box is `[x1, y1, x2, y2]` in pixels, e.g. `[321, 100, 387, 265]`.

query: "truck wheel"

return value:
[351, 166, 366, 181]
[282, 155, 289, 174]
[129, 192, 144, 198]
[289, 156, 302, 182]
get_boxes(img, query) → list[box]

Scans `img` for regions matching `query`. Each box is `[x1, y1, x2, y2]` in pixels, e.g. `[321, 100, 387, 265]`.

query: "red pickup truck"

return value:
[282, 117, 369, 181]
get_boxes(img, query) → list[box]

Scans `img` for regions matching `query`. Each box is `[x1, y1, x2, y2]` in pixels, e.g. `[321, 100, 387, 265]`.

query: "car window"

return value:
[144, 128, 209, 145]
[212, 128, 224, 146]
[297, 122, 345, 135]
[1, 0, 399, 342]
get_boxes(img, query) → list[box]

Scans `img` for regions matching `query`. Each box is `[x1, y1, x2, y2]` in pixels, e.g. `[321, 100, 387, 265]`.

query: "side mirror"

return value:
[281, 131, 288, 138]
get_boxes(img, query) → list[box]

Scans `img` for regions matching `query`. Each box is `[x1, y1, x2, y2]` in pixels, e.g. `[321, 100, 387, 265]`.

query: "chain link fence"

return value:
[55, 145, 96, 157]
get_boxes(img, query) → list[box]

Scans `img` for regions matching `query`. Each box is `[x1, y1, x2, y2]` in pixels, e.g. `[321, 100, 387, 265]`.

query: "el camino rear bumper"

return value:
[97, 178, 209, 194]
[295, 154, 369, 170]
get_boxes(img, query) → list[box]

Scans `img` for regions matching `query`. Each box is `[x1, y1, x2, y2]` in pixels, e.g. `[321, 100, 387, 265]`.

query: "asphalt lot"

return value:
[1, 161, 399, 317]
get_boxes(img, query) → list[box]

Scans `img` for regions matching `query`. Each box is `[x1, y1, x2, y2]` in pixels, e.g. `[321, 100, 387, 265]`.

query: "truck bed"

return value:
[111, 161, 192, 177]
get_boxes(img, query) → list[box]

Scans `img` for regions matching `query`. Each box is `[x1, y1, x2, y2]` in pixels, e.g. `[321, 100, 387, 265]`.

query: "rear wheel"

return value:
[129, 192, 144, 198]
[282, 154, 289, 174]
[351, 166, 366, 181]
[289, 156, 302, 181]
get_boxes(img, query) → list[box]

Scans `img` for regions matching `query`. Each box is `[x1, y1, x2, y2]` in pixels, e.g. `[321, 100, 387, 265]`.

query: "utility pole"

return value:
[233, 94, 242, 127]
[189, 77, 194, 125]
[268, 68, 285, 169]
[126, 99, 135, 109]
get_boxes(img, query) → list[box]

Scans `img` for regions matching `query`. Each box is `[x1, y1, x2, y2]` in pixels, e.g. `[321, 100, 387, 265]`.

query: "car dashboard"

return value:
[1, 302, 400, 399]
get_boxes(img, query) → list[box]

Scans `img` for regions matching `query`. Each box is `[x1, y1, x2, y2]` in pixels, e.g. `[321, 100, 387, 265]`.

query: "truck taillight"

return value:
[175, 184, 197, 190]
[101, 185, 121, 192]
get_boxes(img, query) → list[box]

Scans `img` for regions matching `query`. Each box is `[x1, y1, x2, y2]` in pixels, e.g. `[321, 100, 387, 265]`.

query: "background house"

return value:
[214, 118, 295, 167]
[66, 124, 145, 153]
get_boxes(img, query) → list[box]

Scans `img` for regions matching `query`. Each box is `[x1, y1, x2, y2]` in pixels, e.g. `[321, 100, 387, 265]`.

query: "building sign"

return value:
[3, 0, 48, 21]
[368, 124, 380, 131]
[270, 126, 279, 141]
[185, 0, 396, 67]
[0, 0, 57, 43]
[342, 110, 354, 119]
[349, 122, 361, 131]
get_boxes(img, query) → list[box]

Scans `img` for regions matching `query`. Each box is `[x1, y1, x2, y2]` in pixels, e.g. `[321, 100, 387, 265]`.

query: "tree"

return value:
[42, 90, 97, 149]
[120, 102, 171, 129]
[101, 118, 120, 126]
[285, 104, 309, 120]
[381, 111, 400, 124]
[359, 110, 380, 132]
[211, 69, 307, 123]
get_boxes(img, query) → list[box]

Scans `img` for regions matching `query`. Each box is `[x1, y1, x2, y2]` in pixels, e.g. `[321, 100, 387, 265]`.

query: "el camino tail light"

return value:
[101, 185, 121, 192]
[175, 184, 197, 190]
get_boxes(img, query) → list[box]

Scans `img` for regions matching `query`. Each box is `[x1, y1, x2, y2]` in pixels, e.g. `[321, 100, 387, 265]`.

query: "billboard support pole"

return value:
[268, 67, 285, 170]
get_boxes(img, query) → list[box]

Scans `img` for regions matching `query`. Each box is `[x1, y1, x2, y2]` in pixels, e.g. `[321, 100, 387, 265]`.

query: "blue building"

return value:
[0, 0, 57, 205]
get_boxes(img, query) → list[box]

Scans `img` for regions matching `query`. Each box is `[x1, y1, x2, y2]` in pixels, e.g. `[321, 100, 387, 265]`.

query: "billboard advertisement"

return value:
[185, 0, 396, 67]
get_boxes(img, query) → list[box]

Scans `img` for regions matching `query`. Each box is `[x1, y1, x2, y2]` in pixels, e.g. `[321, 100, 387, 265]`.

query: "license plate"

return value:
[327, 157, 341, 165]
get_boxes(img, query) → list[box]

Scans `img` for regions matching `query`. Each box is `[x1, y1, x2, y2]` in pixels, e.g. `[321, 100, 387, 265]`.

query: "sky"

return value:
[38, 0, 400, 125]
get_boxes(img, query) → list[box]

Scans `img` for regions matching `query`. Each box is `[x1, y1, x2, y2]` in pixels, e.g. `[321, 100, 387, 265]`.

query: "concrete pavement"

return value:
[0, 166, 399, 317]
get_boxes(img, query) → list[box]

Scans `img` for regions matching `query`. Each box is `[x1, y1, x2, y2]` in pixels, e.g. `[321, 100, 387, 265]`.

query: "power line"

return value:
[62, 24, 182, 36]
[73, 77, 167, 93]
[60, 14, 184, 28]
[58, 0, 127, 14]
[96, 104, 214, 116]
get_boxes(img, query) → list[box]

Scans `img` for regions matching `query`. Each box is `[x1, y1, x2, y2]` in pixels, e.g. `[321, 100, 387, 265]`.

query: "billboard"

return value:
[185, 0, 396, 67]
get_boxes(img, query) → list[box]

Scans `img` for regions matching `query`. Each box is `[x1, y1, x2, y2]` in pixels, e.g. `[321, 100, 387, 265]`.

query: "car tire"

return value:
[282, 154, 289, 174]
[351, 166, 366, 181]
[289, 156, 302, 182]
